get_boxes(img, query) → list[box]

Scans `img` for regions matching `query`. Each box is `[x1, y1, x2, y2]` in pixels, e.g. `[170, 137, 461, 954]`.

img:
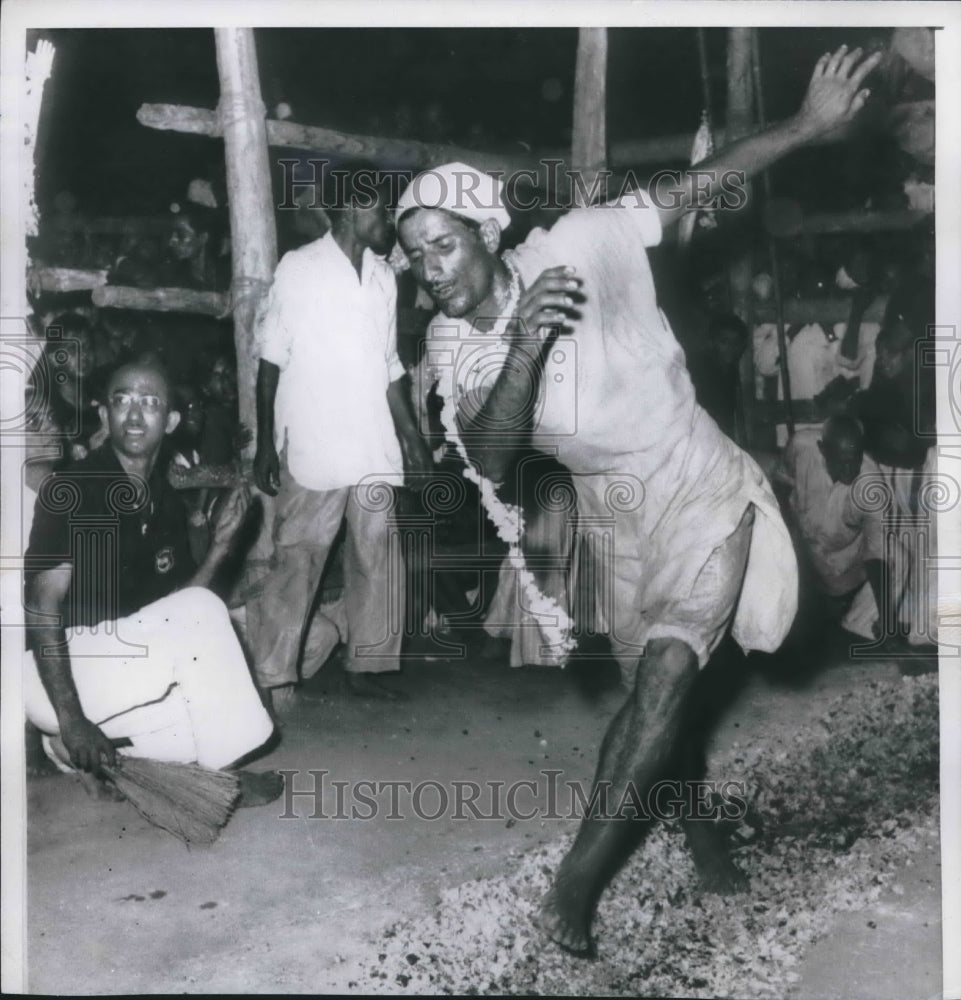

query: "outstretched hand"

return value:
[795, 45, 883, 141]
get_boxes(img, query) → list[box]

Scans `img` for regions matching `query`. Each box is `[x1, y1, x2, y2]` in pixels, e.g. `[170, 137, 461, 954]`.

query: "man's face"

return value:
[353, 192, 395, 257]
[398, 209, 497, 318]
[819, 435, 864, 486]
[875, 327, 912, 381]
[99, 365, 180, 463]
[206, 357, 237, 405]
[168, 217, 205, 262]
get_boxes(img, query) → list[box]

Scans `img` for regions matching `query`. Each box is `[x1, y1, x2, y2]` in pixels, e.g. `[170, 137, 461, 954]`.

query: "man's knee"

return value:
[635, 637, 699, 706]
[644, 637, 699, 674]
[176, 585, 229, 621]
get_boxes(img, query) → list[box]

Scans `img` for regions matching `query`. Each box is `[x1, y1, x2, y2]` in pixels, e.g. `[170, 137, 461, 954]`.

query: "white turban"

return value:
[395, 161, 511, 232]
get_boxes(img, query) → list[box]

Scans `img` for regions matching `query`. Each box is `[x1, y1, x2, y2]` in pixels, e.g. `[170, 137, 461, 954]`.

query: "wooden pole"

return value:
[725, 27, 761, 448]
[214, 28, 276, 461]
[750, 29, 794, 438]
[571, 28, 608, 207]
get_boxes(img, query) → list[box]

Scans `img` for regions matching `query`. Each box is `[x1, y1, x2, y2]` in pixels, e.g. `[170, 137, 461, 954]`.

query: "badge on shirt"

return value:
[155, 546, 175, 574]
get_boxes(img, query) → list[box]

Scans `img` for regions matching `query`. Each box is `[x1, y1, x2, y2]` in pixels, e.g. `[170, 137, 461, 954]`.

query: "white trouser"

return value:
[25, 587, 275, 769]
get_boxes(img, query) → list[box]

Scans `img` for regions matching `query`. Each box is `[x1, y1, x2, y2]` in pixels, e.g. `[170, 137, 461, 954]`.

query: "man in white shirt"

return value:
[776, 417, 891, 636]
[395, 46, 879, 954]
[249, 165, 431, 703]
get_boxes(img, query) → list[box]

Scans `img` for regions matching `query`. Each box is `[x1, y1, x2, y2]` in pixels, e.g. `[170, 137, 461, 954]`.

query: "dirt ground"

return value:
[24, 639, 941, 996]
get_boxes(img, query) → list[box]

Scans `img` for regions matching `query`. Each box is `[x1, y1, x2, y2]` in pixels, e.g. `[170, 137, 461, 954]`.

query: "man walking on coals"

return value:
[395, 46, 882, 955]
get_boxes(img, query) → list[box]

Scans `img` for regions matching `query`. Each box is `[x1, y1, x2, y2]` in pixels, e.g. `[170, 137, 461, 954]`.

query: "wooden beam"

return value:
[138, 102, 554, 182]
[91, 284, 229, 317]
[754, 295, 888, 326]
[29, 266, 107, 293]
[39, 215, 171, 236]
[571, 28, 608, 208]
[764, 202, 931, 238]
[214, 28, 277, 463]
[139, 99, 933, 173]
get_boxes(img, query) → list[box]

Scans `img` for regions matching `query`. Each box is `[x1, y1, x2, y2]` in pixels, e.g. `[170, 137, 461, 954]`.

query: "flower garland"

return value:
[436, 258, 576, 664]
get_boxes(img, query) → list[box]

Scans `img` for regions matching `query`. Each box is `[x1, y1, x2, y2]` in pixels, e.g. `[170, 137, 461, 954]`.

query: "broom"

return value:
[101, 740, 241, 846]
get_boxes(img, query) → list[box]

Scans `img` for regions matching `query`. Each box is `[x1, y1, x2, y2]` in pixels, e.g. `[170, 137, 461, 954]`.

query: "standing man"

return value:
[395, 47, 880, 954]
[25, 355, 281, 806]
[249, 164, 431, 705]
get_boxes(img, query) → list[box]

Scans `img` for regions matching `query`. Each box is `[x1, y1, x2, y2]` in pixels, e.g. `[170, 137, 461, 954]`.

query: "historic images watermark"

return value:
[276, 158, 749, 214]
[275, 769, 749, 823]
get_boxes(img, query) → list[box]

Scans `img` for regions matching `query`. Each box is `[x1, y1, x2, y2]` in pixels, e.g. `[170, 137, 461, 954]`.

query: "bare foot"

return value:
[536, 880, 596, 958]
[685, 821, 749, 894]
[346, 673, 409, 701]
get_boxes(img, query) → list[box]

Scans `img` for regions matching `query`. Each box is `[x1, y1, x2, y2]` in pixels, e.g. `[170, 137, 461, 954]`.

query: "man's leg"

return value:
[342, 484, 407, 700]
[24, 588, 275, 769]
[538, 636, 698, 954]
[245, 472, 350, 699]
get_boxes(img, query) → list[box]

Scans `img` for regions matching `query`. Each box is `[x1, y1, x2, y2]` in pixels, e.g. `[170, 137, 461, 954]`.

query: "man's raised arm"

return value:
[654, 45, 882, 232]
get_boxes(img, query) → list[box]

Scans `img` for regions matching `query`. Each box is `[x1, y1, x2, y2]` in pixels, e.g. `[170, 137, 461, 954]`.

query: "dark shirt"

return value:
[26, 444, 196, 629]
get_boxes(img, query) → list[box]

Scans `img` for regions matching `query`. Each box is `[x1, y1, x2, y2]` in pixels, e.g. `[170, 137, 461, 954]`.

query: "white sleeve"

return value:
[603, 185, 663, 248]
[382, 271, 405, 382]
[258, 258, 296, 370]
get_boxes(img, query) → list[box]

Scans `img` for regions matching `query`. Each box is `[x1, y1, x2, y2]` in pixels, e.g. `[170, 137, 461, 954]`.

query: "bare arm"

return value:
[253, 359, 280, 495]
[387, 375, 434, 488]
[184, 486, 250, 589]
[26, 565, 116, 772]
[654, 45, 883, 232]
[458, 266, 582, 484]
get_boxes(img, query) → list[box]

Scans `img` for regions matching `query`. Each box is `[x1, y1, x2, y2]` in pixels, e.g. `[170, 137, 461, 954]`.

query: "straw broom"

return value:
[101, 750, 240, 846]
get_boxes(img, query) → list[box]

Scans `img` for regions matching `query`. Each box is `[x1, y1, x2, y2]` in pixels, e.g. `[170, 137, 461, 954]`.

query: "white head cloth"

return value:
[395, 161, 511, 232]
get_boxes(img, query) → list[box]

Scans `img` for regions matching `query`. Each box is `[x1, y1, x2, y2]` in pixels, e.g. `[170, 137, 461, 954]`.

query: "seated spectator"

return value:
[201, 352, 245, 463]
[847, 277, 937, 647]
[775, 416, 891, 641]
[166, 382, 213, 563]
[164, 203, 231, 291]
[687, 313, 749, 441]
[26, 313, 109, 488]
[24, 353, 281, 805]
[109, 234, 167, 289]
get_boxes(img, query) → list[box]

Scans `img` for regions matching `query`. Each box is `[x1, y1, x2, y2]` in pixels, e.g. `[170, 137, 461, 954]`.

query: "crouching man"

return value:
[24, 354, 282, 806]
[776, 415, 895, 643]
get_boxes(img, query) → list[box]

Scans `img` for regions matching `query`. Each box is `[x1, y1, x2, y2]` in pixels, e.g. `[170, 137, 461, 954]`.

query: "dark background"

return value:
[31, 26, 912, 217]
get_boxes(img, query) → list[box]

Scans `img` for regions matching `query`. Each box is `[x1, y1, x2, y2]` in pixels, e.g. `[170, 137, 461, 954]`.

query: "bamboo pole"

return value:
[750, 29, 794, 438]
[213, 28, 277, 461]
[30, 266, 108, 293]
[139, 100, 929, 172]
[764, 203, 930, 238]
[754, 294, 888, 326]
[92, 284, 229, 316]
[138, 102, 560, 187]
[571, 28, 608, 207]
[725, 28, 762, 447]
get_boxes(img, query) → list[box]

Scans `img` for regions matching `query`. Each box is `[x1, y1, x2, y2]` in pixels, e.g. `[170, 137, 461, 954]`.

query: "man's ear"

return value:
[479, 218, 503, 255]
[165, 410, 182, 435]
[98, 403, 109, 431]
